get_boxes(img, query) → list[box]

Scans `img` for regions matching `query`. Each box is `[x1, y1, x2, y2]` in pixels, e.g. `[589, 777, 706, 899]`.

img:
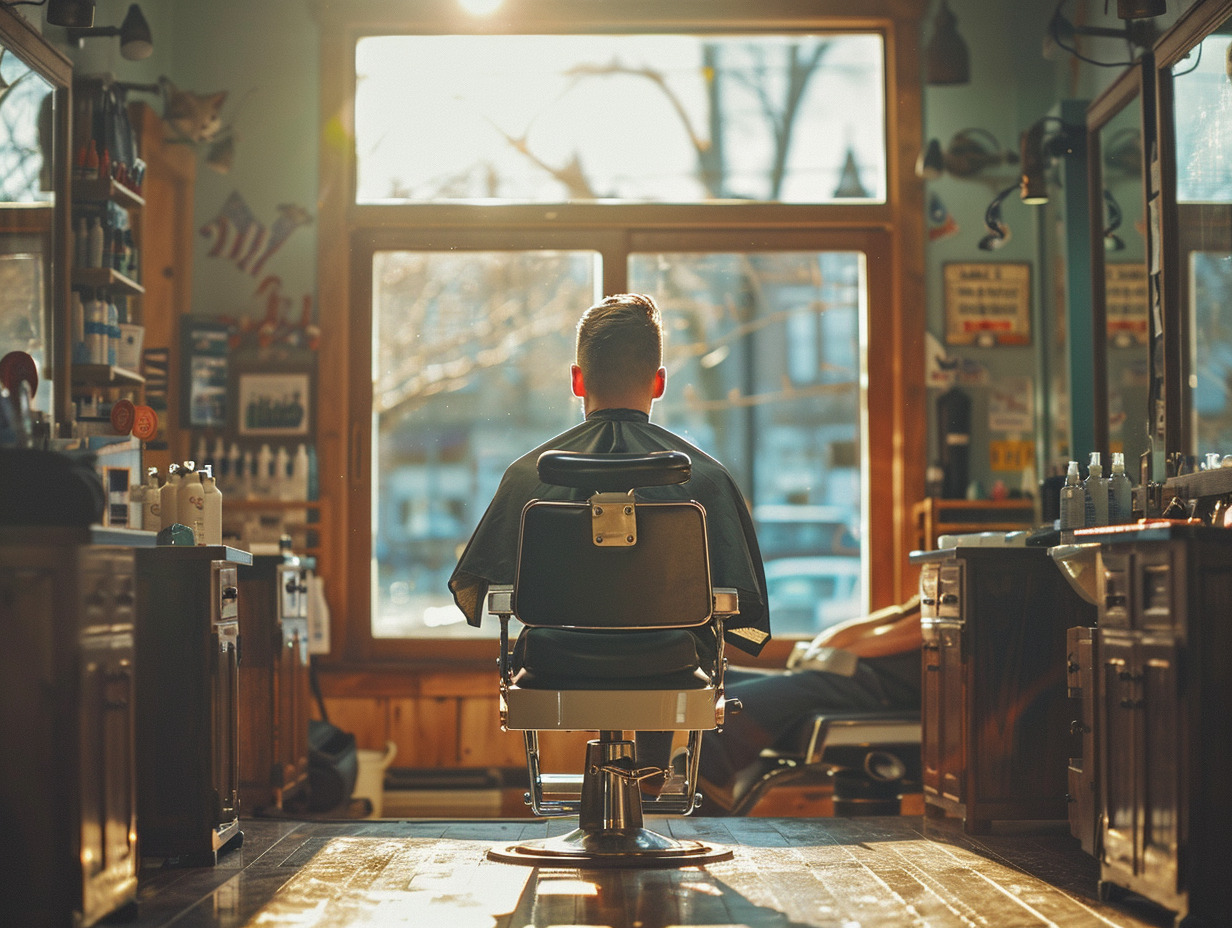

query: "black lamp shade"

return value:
[925, 1, 970, 85]
[119, 4, 153, 60]
[1117, 0, 1166, 18]
[46, 0, 95, 28]
[916, 139, 945, 179]
[1019, 122, 1049, 204]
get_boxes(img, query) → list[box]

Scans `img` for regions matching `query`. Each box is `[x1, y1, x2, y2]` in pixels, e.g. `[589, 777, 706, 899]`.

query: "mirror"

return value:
[1089, 60, 1152, 482]
[0, 7, 70, 434]
[1165, 8, 1232, 461]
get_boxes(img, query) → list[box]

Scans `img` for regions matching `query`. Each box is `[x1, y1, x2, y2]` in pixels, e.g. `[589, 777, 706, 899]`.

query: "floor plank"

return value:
[117, 816, 1176, 928]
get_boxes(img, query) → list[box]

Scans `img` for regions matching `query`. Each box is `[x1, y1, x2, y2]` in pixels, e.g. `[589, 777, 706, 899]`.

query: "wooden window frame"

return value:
[313, 0, 925, 671]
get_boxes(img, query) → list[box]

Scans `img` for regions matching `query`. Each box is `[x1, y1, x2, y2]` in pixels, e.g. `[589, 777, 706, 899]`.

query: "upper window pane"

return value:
[355, 33, 885, 204]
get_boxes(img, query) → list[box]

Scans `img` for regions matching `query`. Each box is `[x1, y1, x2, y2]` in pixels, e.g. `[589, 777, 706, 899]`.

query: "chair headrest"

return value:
[536, 450, 692, 491]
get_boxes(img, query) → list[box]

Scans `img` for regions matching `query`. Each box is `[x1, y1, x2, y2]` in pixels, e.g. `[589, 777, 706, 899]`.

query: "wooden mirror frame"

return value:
[0, 6, 72, 432]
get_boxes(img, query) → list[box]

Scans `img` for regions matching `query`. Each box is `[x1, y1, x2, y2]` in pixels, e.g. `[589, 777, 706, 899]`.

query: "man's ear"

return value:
[571, 364, 586, 398]
[652, 367, 666, 399]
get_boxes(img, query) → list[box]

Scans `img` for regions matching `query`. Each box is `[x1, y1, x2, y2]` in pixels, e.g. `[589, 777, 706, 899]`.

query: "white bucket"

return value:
[353, 741, 397, 818]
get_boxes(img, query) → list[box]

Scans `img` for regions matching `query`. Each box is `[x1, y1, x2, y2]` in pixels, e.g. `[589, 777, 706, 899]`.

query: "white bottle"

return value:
[241, 449, 254, 499]
[291, 444, 310, 501]
[86, 297, 107, 364]
[178, 463, 204, 542]
[1108, 451, 1133, 524]
[71, 291, 86, 362]
[256, 444, 274, 497]
[105, 296, 119, 365]
[1083, 452, 1109, 527]
[274, 446, 291, 500]
[226, 442, 242, 495]
[160, 463, 182, 528]
[201, 464, 223, 546]
[87, 216, 104, 269]
[142, 466, 161, 531]
[74, 215, 88, 268]
[1059, 460, 1086, 531]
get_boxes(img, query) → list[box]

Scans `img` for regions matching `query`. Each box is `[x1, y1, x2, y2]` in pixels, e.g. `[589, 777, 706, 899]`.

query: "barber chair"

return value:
[485, 450, 739, 867]
[730, 710, 921, 816]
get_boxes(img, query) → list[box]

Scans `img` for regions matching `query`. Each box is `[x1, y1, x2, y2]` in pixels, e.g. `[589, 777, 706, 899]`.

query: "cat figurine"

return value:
[160, 77, 227, 144]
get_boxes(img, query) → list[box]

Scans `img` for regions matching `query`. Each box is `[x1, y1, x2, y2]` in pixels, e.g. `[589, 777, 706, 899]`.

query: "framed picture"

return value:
[180, 317, 230, 428]
[231, 363, 314, 437]
[943, 262, 1032, 346]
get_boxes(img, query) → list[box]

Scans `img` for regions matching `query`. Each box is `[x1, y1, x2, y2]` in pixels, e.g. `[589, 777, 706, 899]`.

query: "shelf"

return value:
[71, 364, 145, 388]
[73, 177, 145, 210]
[71, 266, 144, 295]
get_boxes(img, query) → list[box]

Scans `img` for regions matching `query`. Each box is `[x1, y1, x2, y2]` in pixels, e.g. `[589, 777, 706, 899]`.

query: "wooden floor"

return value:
[120, 814, 1179, 928]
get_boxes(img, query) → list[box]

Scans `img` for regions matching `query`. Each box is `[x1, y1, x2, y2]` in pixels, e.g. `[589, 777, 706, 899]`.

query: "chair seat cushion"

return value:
[512, 627, 711, 690]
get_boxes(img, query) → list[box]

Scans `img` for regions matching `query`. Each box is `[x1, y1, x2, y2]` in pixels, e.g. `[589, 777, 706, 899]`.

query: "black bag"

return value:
[305, 659, 358, 813]
[306, 719, 358, 813]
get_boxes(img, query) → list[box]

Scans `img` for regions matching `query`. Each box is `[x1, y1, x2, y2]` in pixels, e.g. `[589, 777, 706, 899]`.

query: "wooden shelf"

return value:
[912, 497, 1036, 552]
[71, 363, 145, 388]
[71, 266, 144, 295]
[72, 177, 145, 210]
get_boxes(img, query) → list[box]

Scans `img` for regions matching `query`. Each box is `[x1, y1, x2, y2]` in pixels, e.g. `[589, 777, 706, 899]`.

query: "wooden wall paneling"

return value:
[388, 697, 458, 767]
[321, 697, 388, 751]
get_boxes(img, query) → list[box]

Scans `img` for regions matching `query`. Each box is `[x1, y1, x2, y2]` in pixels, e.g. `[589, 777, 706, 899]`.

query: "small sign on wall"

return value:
[1106, 262, 1149, 346]
[944, 262, 1032, 346]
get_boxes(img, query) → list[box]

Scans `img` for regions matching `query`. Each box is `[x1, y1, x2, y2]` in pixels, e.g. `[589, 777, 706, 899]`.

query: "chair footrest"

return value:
[503, 686, 718, 731]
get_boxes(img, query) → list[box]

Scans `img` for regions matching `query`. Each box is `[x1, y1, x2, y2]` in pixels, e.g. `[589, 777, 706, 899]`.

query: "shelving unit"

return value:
[912, 497, 1036, 551]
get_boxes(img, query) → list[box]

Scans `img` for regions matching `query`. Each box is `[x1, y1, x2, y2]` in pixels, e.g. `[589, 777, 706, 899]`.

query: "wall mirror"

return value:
[0, 7, 70, 431]
[1157, 1, 1232, 461]
[1088, 59, 1152, 481]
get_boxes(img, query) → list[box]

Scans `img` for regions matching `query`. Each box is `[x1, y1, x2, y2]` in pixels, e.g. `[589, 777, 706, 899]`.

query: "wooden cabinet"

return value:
[912, 544, 1096, 833]
[134, 545, 251, 865]
[1080, 524, 1232, 925]
[236, 553, 312, 813]
[0, 527, 148, 927]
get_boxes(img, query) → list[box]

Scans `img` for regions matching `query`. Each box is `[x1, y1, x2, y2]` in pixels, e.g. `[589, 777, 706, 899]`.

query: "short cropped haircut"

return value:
[575, 293, 664, 399]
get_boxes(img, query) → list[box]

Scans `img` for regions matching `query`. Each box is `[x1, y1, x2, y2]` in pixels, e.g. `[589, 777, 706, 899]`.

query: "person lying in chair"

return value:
[693, 595, 922, 814]
[449, 292, 770, 665]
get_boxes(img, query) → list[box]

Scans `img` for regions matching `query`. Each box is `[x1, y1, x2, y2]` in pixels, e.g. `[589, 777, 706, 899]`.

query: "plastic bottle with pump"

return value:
[200, 464, 222, 546]
[1084, 452, 1109, 527]
[177, 461, 204, 543]
[160, 463, 182, 529]
[1060, 460, 1086, 531]
[142, 466, 161, 531]
[1108, 451, 1133, 523]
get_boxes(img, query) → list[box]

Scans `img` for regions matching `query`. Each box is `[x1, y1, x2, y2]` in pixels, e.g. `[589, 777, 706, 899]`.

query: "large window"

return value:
[355, 33, 885, 204]
[371, 247, 865, 638]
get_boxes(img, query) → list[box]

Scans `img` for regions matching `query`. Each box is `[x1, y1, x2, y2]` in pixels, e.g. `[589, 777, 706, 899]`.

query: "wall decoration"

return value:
[199, 190, 314, 278]
[926, 192, 959, 242]
[1105, 261, 1149, 346]
[230, 360, 313, 437]
[943, 262, 1031, 346]
[180, 317, 229, 429]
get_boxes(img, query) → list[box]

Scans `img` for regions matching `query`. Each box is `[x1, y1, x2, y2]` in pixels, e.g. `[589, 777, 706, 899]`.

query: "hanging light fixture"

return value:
[46, 0, 95, 28]
[1019, 117, 1078, 205]
[916, 128, 1019, 180]
[978, 185, 1017, 251]
[924, 0, 971, 85]
[67, 4, 153, 61]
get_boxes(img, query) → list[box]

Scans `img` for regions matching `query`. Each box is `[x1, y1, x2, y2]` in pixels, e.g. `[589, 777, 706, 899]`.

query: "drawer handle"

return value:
[1105, 594, 1127, 608]
[1070, 720, 1090, 735]
[921, 597, 937, 606]
[222, 586, 239, 603]
[939, 593, 958, 605]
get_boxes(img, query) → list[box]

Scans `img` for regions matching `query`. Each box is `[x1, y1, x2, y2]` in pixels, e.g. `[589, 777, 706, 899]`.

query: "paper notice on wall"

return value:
[989, 377, 1034, 433]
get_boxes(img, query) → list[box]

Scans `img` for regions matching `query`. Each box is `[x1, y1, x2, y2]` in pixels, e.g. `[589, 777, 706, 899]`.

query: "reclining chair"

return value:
[485, 449, 739, 867]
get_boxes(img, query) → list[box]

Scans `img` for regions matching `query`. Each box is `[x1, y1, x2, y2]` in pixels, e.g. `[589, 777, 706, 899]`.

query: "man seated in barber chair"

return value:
[448, 292, 771, 785]
[694, 595, 922, 815]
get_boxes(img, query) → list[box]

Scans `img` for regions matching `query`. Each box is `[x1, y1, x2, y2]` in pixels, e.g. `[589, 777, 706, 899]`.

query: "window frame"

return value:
[315, 0, 925, 669]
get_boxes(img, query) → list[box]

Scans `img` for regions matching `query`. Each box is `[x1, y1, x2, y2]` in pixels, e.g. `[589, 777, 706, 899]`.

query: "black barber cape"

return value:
[448, 408, 771, 657]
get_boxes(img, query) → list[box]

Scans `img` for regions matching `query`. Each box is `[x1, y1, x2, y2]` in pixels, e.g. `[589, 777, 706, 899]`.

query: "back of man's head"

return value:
[575, 293, 663, 399]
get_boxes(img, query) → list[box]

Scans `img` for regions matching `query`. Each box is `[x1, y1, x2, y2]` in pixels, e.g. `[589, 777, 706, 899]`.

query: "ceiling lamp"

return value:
[68, 4, 153, 61]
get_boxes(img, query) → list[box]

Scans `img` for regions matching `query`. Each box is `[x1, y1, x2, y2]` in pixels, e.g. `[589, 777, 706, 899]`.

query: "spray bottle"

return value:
[1108, 451, 1133, 524]
[141, 466, 161, 531]
[177, 461, 204, 543]
[200, 464, 222, 546]
[1060, 460, 1086, 532]
[1084, 452, 1109, 527]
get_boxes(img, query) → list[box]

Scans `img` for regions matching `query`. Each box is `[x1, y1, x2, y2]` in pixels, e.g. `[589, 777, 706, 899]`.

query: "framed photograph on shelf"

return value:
[180, 317, 230, 429]
[230, 361, 314, 437]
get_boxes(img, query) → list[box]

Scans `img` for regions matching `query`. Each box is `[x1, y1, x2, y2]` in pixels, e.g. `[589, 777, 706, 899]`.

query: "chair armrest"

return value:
[713, 588, 738, 617]
[487, 584, 514, 615]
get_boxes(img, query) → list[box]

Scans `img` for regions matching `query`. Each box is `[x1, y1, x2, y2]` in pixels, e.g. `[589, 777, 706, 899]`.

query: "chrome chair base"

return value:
[487, 826, 733, 868]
